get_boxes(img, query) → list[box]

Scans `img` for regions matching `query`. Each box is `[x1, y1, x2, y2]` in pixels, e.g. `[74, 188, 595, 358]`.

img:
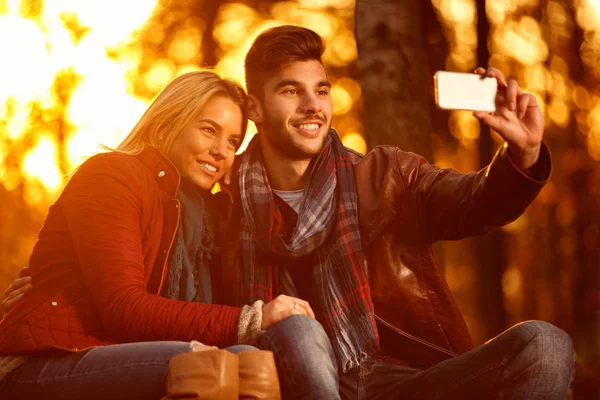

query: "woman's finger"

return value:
[287, 297, 315, 318]
[285, 307, 307, 318]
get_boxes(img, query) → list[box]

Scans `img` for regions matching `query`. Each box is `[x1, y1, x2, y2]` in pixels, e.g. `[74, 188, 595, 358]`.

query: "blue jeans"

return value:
[258, 315, 340, 400]
[0, 341, 255, 400]
[339, 320, 575, 400]
[262, 317, 574, 400]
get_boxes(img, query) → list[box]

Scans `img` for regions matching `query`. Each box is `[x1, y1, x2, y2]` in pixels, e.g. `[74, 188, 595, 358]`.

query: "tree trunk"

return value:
[471, 0, 507, 341]
[197, 0, 221, 67]
[355, 0, 433, 160]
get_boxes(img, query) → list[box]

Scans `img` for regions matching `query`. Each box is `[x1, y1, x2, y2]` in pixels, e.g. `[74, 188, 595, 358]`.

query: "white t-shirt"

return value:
[272, 189, 304, 214]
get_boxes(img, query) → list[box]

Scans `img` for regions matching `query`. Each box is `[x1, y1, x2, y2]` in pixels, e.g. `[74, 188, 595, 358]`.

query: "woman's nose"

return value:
[209, 140, 228, 159]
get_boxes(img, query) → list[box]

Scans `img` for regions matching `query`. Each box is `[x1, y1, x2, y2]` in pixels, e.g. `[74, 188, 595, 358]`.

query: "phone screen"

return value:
[434, 71, 497, 112]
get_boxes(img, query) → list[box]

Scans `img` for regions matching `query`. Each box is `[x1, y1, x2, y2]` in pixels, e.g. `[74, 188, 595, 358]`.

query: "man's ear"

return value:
[247, 94, 264, 124]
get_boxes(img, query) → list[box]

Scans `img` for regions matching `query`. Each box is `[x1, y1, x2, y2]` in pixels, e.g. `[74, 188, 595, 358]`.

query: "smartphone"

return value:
[434, 71, 497, 112]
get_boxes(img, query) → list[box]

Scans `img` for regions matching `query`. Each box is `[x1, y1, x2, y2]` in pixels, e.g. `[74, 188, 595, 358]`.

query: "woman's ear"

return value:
[247, 95, 263, 124]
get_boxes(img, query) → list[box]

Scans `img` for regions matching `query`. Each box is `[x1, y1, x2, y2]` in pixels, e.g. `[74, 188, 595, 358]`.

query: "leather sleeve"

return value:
[395, 142, 551, 242]
[61, 154, 242, 347]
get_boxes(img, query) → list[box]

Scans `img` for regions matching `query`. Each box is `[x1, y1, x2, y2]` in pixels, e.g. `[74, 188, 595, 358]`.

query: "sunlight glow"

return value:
[42, 0, 158, 46]
[324, 29, 357, 67]
[331, 85, 353, 115]
[576, 0, 600, 31]
[342, 133, 366, 154]
[4, 102, 32, 140]
[0, 0, 158, 195]
[432, 0, 478, 71]
[22, 136, 62, 191]
[0, 16, 52, 103]
[297, 0, 356, 9]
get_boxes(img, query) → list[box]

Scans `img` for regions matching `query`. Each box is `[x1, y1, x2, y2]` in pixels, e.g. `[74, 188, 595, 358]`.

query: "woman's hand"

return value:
[473, 67, 544, 171]
[2, 268, 32, 314]
[261, 294, 315, 330]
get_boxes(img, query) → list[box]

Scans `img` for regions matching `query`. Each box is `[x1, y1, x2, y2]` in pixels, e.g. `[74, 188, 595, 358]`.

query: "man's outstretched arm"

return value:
[404, 67, 550, 242]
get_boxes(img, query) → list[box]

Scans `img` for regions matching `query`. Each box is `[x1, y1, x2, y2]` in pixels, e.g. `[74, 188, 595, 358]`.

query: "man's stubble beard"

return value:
[262, 112, 330, 161]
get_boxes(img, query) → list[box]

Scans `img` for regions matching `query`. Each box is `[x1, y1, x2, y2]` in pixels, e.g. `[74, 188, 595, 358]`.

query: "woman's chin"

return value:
[187, 175, 215, 191]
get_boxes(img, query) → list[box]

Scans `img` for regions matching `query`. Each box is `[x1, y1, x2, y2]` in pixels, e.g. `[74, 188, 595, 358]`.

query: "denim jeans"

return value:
[0, 341, 255, 400]
[339, 320, 575, 400]
[261, 317, 574, 400]
[258, 314, 341, 400]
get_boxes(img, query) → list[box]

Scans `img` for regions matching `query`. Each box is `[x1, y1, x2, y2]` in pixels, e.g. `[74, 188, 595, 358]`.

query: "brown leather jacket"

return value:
[213, 142, 551, 369]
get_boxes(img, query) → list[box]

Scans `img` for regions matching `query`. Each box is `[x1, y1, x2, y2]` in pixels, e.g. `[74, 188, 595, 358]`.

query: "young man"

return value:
[212, 25, 575, 399]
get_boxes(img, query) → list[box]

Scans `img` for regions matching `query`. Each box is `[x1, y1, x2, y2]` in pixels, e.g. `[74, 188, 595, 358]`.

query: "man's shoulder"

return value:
[349, 145, 417, 165]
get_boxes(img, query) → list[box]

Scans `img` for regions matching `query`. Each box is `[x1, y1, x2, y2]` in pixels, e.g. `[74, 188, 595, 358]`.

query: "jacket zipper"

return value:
[157, 199, 181, 295]
[221, 187, 242, 305]
[53, 345, 95, 353]
[374, 314, 459, 357]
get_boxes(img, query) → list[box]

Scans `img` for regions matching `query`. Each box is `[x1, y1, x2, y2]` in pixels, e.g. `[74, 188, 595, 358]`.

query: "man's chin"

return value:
[292, 142, 326, 159]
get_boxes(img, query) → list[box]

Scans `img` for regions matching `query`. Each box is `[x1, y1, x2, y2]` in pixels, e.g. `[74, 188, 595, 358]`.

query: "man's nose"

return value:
[300, 92, 322, 114]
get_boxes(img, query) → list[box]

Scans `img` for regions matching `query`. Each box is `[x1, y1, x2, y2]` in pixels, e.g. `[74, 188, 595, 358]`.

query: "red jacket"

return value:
[0, 148, 242, 354]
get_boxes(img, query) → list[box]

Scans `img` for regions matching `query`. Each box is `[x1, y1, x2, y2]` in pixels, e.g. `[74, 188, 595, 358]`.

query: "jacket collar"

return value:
[135, 147, 181, 196]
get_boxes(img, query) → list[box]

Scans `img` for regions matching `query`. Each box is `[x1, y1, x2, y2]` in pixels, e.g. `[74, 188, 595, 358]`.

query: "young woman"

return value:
[0, 70, 304, 400]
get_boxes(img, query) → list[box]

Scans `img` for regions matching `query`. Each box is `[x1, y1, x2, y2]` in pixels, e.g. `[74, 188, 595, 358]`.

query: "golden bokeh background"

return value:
[0, 0, 598, 396]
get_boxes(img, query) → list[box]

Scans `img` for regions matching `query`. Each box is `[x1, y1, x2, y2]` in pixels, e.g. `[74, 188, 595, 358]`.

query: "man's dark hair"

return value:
[244, 25, 326, 99]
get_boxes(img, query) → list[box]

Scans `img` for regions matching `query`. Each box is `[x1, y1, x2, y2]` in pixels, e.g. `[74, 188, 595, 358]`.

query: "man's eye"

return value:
[317, 89, 329, 96]
[284, 88, 298, 95]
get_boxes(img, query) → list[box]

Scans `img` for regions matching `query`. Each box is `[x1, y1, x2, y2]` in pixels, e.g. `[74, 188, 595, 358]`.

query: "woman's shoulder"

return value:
[81, 151, 144, 169]
[63, 151, 157, 195]
[74, 151, 153, 179]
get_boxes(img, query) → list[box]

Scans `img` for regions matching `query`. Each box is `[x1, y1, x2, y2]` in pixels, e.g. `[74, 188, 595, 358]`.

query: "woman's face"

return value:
[167, 95, 244, 190]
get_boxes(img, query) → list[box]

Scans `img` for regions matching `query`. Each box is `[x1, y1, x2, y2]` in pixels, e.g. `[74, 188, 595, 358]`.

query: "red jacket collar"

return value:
[135, 147, 180, 196]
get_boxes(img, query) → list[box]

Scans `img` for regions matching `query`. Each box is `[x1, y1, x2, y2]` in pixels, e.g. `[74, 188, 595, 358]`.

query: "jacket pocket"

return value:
[363, 208, 397, 248]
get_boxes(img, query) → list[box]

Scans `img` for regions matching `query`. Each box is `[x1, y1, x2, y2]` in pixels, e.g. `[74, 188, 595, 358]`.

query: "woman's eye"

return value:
[228, 139, 239, 149]
[202, 127, 216, 135]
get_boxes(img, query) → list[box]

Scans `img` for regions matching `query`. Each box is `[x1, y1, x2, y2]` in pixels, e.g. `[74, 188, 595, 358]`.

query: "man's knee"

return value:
[259, 315, 335, 367]
[264, 315, 329, 345]
[511, 320, 575, 371]
[259, 315, 339, 399]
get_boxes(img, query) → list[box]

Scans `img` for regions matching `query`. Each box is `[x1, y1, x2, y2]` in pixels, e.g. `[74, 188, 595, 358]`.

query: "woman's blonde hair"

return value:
[116, 70, 248, 155]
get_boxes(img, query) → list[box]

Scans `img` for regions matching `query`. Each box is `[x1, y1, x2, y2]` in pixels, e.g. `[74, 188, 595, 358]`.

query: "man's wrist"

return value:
[507, 144, 541, 172]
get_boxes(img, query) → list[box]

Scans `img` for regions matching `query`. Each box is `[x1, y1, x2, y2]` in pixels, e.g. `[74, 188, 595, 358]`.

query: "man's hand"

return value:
[219, 168, 234, 188]
[261, 294, 315, 330]
[2, 267, 32, 314]
[473, 67, 544, 171]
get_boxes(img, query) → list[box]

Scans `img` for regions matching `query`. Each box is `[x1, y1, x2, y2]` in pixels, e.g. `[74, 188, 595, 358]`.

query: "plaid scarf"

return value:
[239, 130, 379, 372]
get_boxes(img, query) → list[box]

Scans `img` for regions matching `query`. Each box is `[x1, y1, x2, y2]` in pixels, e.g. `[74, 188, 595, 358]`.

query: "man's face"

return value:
[254, 60, 333, 160]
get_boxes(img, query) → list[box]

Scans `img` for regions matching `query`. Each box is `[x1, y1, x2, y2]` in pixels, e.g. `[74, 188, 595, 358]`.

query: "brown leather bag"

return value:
[238, 350, 281, 400]
[162, 349, 239, 400]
